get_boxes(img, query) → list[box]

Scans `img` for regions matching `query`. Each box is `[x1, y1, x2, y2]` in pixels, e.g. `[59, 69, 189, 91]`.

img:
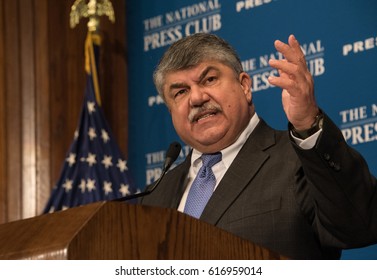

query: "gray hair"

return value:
[153, 33, 243, 101]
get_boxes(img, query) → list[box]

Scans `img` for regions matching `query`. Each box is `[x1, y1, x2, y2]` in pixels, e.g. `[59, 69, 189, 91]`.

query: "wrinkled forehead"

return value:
[164, 61, 224, 83]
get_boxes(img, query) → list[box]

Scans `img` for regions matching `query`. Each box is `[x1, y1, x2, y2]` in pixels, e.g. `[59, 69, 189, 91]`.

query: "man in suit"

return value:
[140, 33, 377, 259]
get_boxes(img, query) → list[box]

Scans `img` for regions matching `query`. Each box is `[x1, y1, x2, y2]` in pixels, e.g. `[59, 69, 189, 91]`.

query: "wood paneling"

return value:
[34, 0, 51, 212]
[4, 0, 22, 221]
[0, 0, 129, 223]
[20, 0, 37, 218]
[0, 0, 6, 222]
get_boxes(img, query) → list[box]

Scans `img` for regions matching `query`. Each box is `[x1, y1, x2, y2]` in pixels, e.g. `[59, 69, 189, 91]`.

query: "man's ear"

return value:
[239, 72, 252, 103]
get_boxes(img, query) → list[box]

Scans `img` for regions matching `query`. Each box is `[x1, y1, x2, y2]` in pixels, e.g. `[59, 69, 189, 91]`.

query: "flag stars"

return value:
[101, 129, 110, 143]
[101, 155, 113, 169]
[66, 153, 76, 167]
[87, 179, 96, 191]
[119, 184, 130, 196]
[79, 179, 86, 193]
[87, 101, 96, 114]
[62, 179, 73, 192]
[117, 159, 128, 172]
[86, 153, 97, 166]
[88, 127, 97, 140]
[103, 181, 113, 195]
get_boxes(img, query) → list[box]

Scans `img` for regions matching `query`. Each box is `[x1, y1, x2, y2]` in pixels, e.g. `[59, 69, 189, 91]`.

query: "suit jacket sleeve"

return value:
[290, 113, 377, 247]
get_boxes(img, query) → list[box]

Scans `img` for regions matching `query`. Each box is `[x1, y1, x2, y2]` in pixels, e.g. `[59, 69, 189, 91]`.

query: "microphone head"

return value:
[163, 141, 182, 171]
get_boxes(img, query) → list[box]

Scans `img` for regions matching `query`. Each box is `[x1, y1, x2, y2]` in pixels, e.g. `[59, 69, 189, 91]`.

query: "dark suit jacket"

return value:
[141, 114, 377, 259]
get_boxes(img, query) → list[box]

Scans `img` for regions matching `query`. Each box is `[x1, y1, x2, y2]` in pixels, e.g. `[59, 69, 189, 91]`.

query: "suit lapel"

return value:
[200, 119, 276, 225]
[168, 154, 192, 208]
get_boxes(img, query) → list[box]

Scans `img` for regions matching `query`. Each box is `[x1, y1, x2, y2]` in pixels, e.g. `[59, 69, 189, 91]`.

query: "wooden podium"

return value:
[0, 201, 285, 259]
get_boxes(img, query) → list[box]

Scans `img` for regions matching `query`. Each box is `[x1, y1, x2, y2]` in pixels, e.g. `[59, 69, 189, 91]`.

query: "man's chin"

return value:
[191, 135, 228, 152]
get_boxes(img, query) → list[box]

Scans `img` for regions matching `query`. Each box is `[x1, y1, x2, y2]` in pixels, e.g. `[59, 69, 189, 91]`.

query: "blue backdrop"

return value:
[126, 0, 377, 259]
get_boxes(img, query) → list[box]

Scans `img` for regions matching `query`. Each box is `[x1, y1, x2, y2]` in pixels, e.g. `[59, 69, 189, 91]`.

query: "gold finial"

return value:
[70, 0, 115, 31]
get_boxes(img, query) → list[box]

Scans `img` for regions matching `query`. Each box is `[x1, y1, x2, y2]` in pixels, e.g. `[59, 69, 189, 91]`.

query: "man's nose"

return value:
[189, 86, 210, 106]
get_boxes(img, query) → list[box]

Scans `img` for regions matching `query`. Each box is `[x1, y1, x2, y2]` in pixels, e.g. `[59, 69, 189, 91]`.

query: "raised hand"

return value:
[268, 35, 319, 130]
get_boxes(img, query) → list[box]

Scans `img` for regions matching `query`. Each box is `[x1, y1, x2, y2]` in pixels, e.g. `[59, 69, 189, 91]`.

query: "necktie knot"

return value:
[201, 152, 222, 169]
[198, 152, 222, 179]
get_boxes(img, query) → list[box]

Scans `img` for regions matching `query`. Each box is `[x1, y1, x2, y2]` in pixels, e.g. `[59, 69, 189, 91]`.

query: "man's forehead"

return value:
[167, 61, 224, 78]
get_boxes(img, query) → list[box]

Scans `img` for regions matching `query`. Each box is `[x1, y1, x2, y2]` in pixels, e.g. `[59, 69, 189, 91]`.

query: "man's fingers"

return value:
[274, 34, 306, 65]
[288, 34, 300, 49]
[269, 59, 300, 77]
[268, 74, 296, 93]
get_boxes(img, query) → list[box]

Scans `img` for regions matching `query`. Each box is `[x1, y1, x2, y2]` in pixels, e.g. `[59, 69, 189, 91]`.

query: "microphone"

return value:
[115, 141, 182, 201]
[162, 141, 182, 172]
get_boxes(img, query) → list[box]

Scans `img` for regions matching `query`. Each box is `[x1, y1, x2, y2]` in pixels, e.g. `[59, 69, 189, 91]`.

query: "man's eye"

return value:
[174, 89, 186, 98]
[205, 76, 217, 84]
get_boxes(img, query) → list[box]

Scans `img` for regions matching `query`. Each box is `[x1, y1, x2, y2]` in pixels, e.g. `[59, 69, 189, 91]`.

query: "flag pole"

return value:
[85, 31, 102, 105]
[69, 0, 116, 106]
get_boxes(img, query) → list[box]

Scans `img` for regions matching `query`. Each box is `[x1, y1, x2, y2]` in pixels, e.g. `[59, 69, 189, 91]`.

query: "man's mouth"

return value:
[188, 103, 222, 123]
[193, 111, 218, 122]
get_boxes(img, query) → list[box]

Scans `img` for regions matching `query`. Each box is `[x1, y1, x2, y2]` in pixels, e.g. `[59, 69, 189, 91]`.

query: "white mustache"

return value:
[188, 103, 222, 123]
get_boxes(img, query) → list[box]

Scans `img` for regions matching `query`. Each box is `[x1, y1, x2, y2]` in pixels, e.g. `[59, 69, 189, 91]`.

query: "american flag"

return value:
[43, 33, 136, 213]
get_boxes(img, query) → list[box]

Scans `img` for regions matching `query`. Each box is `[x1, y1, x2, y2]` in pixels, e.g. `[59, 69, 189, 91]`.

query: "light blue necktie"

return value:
[184, 152, 222, 219]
